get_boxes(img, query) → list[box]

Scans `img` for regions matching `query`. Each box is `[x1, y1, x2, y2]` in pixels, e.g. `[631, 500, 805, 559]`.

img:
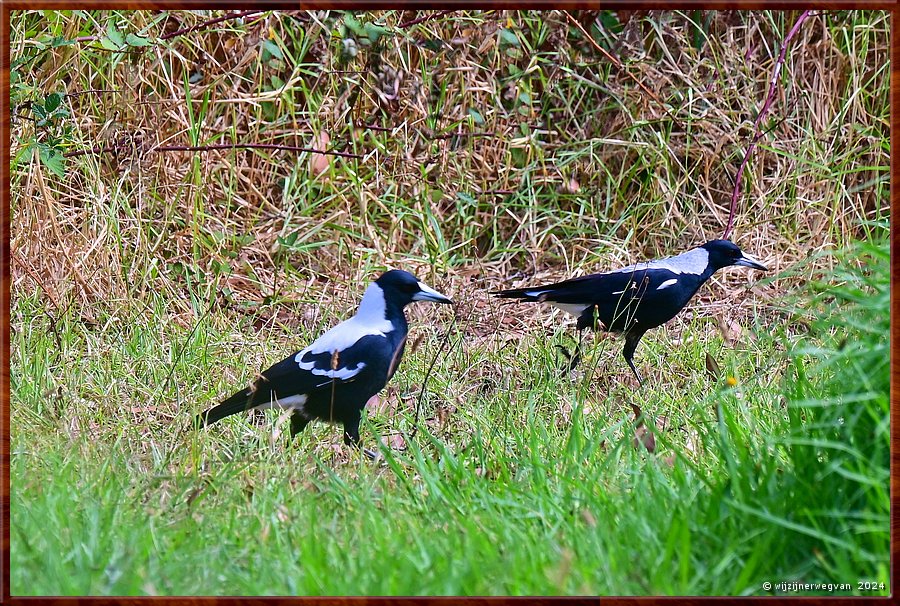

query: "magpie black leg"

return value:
[343, 418, 360, 446]
[290, 412, 309, 440]
[342, 411, 376, 460]
[623, 330, 646, 387]
[555, 328, 585, 375]
[571, 327, 584, 371]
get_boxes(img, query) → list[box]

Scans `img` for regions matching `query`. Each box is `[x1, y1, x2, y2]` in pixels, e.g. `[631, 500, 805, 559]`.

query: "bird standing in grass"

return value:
[196, 270, 452, 457]
[492, 239, 767, 385]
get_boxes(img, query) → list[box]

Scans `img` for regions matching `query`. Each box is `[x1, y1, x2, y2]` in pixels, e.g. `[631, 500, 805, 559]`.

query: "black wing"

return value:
[197, 334, 393, 426]
[493, 268, 669, 306]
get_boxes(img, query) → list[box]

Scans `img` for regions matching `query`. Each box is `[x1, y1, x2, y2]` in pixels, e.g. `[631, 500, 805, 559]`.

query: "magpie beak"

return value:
[732, 253, 767, 271]
[412, 282, 453, 304]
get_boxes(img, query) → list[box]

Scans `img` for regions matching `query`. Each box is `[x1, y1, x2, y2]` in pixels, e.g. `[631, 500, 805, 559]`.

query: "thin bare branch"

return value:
[160, 10, 267, 40]
[64, 142, 363, 159]
[723, 10, 813, 239]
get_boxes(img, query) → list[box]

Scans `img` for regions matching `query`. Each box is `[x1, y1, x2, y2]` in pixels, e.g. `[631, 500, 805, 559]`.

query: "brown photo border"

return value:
[0, 1, 896, 603]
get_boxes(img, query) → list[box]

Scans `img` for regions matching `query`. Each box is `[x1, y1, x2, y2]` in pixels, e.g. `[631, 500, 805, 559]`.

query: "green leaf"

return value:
[456, 192, 476, 205]
[467, 108, 485, 125]
[100, 36, 120, 51]
[277, 232, 299, 248]
[343, 13, 364, 37]
[421, 38, 444, 52]
[12, 141, 35, 172]
[11, 54, 31, 71]
[50, 35, 76, 48]
[125, 33, 152, 47]
[365, 23, 389, 44]
[597, 11, 623, 35]
[105, 22, 125, 48]
[262, 39, 283, 60]
[38, 144, 66, 178]
[44, 92, 63, 113]
[499, 28, 521, 47]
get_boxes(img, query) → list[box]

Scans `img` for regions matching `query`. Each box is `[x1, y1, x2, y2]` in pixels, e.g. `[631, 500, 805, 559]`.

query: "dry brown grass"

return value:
[11, 9, 888, 333]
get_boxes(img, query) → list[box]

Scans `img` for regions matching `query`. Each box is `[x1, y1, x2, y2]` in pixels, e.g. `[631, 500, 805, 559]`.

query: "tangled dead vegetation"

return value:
[11, 10, 888, 327]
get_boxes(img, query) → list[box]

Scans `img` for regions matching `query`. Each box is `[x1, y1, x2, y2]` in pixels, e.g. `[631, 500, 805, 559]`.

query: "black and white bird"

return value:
[492, 239, 767, 384]
[196, 270, 452, 456]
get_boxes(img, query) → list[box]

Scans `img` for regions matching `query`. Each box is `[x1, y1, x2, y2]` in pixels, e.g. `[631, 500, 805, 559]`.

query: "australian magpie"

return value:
[196, 270, 452, 456]
[492, 239, 767, 384]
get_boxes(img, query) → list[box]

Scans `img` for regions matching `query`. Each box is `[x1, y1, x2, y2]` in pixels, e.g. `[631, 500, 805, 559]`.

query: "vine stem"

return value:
[723, 10, 812, 239]
[64, 142, 363, 159]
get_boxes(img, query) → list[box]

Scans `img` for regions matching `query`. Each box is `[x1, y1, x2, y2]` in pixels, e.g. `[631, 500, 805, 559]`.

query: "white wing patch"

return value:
[525, 289, 548, 298]
[300, 361, 367, 381]
[612, 247, 709, 276]
[551, 302, 588, 316]
[656, 278, 678, 290]
[255, 394, 308, 412]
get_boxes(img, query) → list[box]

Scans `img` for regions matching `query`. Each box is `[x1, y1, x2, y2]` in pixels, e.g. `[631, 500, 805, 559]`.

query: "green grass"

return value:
[10, 9, 889, 597]
[11, 235, 889, 595]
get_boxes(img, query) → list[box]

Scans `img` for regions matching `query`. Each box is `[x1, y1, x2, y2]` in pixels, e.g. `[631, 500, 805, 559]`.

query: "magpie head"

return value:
[702, 240, 768, 272]
[375, 270, 453, 307]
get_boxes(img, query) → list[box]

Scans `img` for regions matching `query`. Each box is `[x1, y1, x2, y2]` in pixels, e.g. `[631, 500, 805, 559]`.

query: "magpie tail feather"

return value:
[196, 388, 253, 427]
[491, 287, 545, 301]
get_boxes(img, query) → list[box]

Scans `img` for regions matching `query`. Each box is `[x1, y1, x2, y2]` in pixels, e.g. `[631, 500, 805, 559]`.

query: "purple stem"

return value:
[723, 10, 812, 239]
[160, 10, 266, 41]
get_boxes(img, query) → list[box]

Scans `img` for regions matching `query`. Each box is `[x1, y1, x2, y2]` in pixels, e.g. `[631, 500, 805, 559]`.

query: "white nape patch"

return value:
[656, 278, 679, 290]
[354, 283, 394, 327]
[551, 302, 588, 317]
[255, 394, 308, 412]
[612, 247, 709, 276]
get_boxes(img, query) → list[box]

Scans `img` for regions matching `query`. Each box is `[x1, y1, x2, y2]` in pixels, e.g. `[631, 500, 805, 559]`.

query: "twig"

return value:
[72, 11, 266, 44]
[723, 10, 812, 239]
[63, 143, 127, 158]
[160, 10, 266, 40]
[65, 142, 363, 159]
[409, 308, 458, 440]
[364, 124, 497, 140]
[154, 143, 363, 159]
[430, 131, 496, 140]
[397, 10, 455, 29]
[66, 89, 119, 97]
